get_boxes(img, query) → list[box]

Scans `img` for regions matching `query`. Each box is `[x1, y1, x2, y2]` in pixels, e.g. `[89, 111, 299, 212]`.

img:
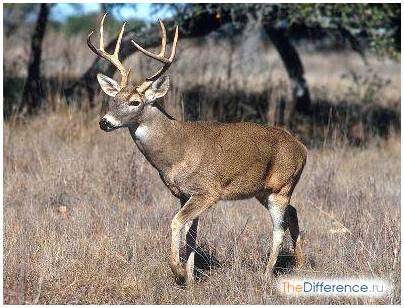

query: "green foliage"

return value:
[56, 13, 146, 37]
[64, 14, 98, 36]
[157, 3, 400, 59]
[286, 4, 400, 59]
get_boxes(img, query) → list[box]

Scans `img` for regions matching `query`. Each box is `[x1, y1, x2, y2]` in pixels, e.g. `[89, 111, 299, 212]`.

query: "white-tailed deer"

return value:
[88, 14, 307, 285]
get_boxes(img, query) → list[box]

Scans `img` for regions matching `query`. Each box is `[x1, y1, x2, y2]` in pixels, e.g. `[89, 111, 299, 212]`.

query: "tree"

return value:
[20, 4, 50, 114]
[66, 3, 400, 113]
[285, 3, 400, 59]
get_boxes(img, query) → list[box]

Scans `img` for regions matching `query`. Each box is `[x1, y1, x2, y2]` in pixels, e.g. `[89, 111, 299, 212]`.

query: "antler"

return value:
[87, 13, 131, 89]
[132, 20, 179, 93]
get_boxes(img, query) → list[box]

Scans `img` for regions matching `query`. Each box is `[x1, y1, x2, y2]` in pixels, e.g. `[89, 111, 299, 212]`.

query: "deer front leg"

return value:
[185, 217, 199, 283]
[170, 195, 217, 285]
[178, 196, 199, 281]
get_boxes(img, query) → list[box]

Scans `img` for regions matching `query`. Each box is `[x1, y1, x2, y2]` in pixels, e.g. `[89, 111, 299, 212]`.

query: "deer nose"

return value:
[99, 118, 114, 131]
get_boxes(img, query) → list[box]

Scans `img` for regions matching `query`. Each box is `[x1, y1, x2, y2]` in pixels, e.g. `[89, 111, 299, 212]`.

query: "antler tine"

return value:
[87, 13, 130, 89]
[131, 37, 170, 64]
[100, 13, 106, 51]
[158, 19, 167, 57]
[169, 25, 179, 61]
[133, 21, 179, 92]
[114, 21, 126, 56]
[87, 31, 100, 56]
[145, 25, 178, 81]
[145, 25, 178, 79]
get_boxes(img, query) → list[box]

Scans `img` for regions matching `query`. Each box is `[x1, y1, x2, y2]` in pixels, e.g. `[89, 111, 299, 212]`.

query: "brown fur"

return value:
[123, 103, 307, 284]
[129, 107, 307, 200]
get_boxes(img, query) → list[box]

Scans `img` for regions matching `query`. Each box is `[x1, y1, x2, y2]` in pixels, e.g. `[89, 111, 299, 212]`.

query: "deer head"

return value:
[87, 14, 179, 132]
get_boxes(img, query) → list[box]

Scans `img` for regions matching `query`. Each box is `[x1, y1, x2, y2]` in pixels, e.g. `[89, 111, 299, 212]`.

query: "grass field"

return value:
[3, 26, 401, 304]
[3, 107, 400, 304]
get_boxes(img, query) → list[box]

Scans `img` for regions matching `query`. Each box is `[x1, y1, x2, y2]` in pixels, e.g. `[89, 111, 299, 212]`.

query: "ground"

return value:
[3, 109, 400, 304]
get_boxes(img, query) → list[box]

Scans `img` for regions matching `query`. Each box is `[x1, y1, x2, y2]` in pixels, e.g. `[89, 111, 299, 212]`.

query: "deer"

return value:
[87, 14, 307, 285]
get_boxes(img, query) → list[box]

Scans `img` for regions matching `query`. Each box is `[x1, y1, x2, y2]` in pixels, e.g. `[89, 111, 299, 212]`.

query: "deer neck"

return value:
[128, 104, 183, 172]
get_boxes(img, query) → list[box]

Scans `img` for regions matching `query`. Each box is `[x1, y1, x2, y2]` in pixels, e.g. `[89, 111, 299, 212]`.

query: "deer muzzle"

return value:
[99, 118, 116, 132]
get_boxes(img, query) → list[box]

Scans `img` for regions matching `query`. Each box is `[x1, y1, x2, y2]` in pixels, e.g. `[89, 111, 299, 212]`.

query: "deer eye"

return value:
[128, 100, 140, 107]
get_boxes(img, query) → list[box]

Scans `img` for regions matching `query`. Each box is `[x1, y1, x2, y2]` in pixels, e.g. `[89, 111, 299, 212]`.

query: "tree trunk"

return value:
[20, 4, 49, 114]
[263, 25, 311, 114]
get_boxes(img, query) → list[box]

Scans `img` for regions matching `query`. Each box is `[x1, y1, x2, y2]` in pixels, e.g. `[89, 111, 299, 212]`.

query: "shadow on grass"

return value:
[4, 75, 73, 117]
[193, 245, 221, 281]
[272, 249, 297, 276]
[190, 244, 316, 281]
[4, 76, 400, 146]
[306, 99, 400, 146]
[269, 248, 317, 277]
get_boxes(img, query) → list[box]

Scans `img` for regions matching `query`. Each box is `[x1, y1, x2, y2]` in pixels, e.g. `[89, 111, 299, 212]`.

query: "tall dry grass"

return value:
[3, 102, 400, 304]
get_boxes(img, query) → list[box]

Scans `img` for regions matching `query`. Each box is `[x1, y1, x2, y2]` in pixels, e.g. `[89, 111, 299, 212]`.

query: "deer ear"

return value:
[97, 73, 120, 97]
[144, 76, 170, 102]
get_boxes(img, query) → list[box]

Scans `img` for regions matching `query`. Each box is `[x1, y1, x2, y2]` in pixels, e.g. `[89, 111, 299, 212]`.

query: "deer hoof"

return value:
[170, 261, 188, 286]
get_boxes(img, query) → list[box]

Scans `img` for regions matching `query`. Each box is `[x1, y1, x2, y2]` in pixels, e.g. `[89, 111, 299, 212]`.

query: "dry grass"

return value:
[3, 105, 400, 304]
[3, 23, 401, 304]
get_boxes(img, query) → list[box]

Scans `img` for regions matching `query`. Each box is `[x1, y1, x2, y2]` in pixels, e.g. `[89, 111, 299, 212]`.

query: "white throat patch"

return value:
[135, 124, 149, 141]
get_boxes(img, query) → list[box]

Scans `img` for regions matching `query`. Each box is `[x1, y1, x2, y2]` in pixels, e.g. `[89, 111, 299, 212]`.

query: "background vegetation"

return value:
[3, 3, 401, 304]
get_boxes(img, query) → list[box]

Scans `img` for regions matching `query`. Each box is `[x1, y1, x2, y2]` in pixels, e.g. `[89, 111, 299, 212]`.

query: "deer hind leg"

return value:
[170, 195, 216, 285]
[257, 193, 304, 274]
[264, 193, 289, 277]
[286, 204, 304, 268]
